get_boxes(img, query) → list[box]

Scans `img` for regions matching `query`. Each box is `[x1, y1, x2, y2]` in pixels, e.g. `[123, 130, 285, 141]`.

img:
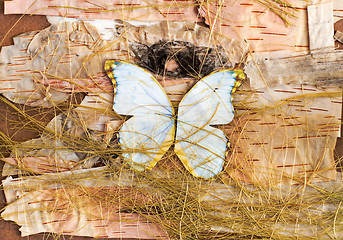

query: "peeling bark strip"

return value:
[2, 157, 74, 174]
[246, 50, 343, 89]
[1, 184, 168, 239]
[307, 2, 334, 52]
[197, 0, 305, 54]
[4, 0, 201, 22]
[334, 30, 343, 44]
[226, 83, 341, 185]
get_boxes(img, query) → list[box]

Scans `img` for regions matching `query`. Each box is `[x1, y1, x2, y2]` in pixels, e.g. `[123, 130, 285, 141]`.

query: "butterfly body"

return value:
[105, 60, 243, 179]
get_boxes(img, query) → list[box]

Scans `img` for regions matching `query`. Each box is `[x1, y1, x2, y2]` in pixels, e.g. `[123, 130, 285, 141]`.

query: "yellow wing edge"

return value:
[147, 125, 175, 170]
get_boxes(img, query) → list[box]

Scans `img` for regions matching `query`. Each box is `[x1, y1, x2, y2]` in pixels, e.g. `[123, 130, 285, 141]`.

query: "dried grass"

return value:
[1, 1, 343, 240]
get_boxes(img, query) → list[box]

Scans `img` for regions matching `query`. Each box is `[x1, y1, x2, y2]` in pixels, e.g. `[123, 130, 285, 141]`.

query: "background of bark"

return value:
[0, 0, 342, 239]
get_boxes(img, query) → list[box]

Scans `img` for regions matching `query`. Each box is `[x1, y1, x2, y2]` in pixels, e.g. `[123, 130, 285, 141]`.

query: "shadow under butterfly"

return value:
[105, 60, 244, 179]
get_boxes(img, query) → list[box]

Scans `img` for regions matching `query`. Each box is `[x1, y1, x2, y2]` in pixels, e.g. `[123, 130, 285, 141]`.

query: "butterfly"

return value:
[105, 60, 244, 179]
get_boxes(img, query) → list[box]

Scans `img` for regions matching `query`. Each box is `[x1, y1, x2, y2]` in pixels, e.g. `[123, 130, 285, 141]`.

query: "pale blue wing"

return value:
[106, 60, 173, 117]
[105, 60, 174, 170]
[175, 70, 242, 179]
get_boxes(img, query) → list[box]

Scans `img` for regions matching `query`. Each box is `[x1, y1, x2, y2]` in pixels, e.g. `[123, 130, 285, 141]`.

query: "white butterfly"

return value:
[105, 60, 243, 179]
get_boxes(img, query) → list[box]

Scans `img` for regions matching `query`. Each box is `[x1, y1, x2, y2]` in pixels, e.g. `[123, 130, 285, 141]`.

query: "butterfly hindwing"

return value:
[105, 60, 175, 171]
[175, 70, 241, 179]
